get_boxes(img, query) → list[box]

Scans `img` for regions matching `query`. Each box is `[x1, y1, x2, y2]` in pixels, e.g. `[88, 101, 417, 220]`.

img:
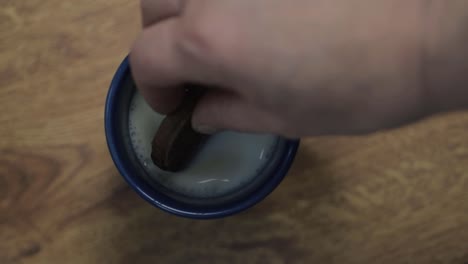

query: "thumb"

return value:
[191, 91, 284, 135]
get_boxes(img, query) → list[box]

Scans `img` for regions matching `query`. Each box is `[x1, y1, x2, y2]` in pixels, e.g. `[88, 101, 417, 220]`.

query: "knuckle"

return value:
[178, 18, 218, 61]
[176, 14, 237, 67]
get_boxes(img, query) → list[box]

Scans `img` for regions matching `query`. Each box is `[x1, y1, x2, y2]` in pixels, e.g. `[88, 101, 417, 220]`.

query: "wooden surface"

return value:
[1, 1, 468, 263]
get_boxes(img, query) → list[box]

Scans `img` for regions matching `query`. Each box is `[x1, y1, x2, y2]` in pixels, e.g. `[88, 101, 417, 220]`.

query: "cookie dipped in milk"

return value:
[128, 91, 283, 205]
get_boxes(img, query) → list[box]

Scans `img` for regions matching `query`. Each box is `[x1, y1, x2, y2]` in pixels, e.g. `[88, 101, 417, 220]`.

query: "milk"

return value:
[128, 92, 281, 201]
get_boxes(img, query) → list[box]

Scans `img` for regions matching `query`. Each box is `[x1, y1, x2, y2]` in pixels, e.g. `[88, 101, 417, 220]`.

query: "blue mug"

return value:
[105, 57, 300, 219]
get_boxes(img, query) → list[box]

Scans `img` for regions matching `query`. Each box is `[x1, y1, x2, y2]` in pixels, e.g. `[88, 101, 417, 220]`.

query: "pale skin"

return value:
[130, 0, 468, 138]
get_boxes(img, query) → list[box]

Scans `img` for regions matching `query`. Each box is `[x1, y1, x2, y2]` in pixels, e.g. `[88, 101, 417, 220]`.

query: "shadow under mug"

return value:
[105, 56, 300, 219]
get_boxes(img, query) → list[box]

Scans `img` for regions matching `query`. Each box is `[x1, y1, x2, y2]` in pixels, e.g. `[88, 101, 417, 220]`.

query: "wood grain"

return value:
[1, 1, 467, 263]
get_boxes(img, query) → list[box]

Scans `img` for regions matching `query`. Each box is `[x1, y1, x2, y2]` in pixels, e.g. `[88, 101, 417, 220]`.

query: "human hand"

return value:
[130, 0, 431, 138]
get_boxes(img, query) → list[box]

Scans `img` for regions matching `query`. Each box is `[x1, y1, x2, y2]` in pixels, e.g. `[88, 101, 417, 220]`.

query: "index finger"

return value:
[130, 19, 187, 114]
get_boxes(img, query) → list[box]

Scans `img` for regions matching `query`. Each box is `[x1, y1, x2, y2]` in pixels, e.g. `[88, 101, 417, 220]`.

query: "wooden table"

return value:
[1, 1, 467, 263]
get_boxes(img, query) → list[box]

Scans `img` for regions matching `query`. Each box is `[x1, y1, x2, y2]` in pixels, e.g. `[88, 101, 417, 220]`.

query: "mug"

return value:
[105, 57, 300, 219]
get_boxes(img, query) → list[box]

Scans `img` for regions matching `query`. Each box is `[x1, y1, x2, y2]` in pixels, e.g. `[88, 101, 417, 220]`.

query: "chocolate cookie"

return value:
[151, 87, 207, 172]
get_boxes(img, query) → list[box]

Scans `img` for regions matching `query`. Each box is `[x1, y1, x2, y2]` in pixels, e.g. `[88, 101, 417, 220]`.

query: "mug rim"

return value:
[105, 56, 300, 219]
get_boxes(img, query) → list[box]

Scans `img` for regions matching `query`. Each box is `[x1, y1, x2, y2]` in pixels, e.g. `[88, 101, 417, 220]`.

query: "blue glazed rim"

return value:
[105, 56, 300, 219]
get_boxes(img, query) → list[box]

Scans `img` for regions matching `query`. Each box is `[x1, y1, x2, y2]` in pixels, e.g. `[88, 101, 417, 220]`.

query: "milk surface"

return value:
[128, 92, 279, 199]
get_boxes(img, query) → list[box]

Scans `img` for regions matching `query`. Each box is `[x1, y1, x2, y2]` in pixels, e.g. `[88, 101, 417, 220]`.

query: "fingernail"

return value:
[194, 125, 218, 134]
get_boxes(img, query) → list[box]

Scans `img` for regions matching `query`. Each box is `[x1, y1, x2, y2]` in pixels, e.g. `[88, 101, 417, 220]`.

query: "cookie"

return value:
[151, 87, 207, 172]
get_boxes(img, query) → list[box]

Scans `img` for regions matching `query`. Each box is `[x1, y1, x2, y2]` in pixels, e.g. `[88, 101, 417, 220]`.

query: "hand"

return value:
[130, 0, 432, 138]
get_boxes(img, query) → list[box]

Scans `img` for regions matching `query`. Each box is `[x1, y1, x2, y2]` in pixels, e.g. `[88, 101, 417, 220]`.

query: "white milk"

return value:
[128, 92, 280, 199]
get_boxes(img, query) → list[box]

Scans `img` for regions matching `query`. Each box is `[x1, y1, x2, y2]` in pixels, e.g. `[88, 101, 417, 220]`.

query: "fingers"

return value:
[192, 90, 286, 135]
[130, 19, 186, 114]
[140, 0, 182, 27]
